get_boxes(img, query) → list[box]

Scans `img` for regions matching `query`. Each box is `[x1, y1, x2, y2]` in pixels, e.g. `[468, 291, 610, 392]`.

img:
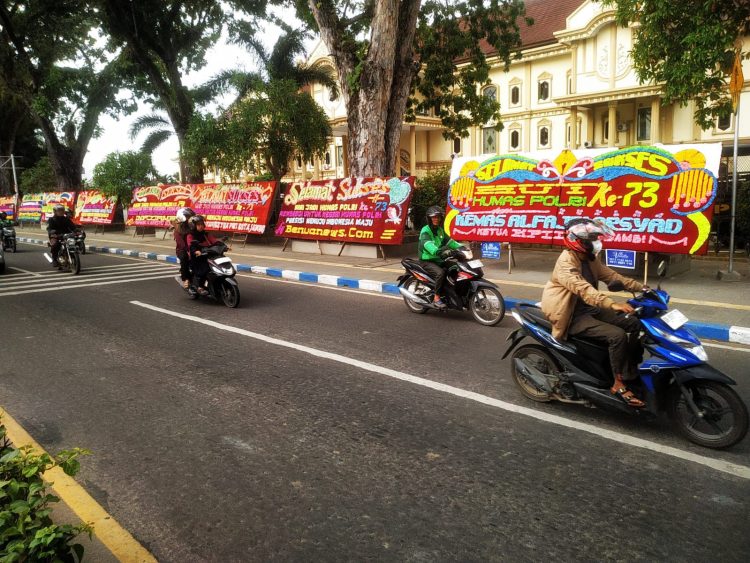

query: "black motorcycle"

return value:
[74, 228, 86, 254]
[44, 231, 81, 274]
[397, 248, 505, 326]
[176, 241, 240, 308]
[2, 224, 16, 253]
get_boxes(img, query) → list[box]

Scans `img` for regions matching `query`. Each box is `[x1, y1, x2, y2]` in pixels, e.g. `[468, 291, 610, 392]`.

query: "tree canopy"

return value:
[300, 0, 530, 176]
[602, 0, 750, 129]
[92, 150, 158, 203]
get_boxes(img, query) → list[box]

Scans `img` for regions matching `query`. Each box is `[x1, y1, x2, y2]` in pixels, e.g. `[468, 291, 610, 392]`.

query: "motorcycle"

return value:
[74, 228, 86, 254]
[502, 263, 748, 449]
[2, 225, 16, 253]
[397, 247, 505, 326]
[175, 240, 240, 308]
[44, 231, 81, 275]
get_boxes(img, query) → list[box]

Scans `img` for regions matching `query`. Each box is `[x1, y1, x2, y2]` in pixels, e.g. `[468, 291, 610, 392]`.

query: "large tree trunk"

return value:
[0, 114, 22, 195]
[309, 0, 421, 178]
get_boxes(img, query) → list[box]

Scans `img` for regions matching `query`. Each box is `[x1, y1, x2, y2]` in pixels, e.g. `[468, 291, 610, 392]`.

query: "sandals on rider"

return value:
[611, 385, 645, 408]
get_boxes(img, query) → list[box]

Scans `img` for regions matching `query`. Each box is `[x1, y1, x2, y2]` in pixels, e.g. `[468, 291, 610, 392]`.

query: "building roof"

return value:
[478, 0, 585, 56]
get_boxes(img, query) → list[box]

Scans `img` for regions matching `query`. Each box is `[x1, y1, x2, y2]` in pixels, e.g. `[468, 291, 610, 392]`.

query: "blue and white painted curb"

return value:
[16, 236, 750, 345]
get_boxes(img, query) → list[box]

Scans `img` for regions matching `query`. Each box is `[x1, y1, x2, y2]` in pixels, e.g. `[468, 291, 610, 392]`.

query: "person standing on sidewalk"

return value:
[541, 218, 646, 407]
[418, 206, 463, 308]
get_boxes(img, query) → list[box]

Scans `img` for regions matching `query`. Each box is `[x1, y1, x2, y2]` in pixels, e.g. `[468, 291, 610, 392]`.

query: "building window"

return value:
[717, 114, 732, 132]
[510, 85, 521, 106]
[453, 137, 461, 155]
[637, 107, 651, 141]
[566, 71, 572, 95]
[295, 156, 303, 170]
[336, 145, 343, 167]
[538, 80, 550, 102]
[539, 126, 550, 148]
[482, 127, 497, 154]
[510, 129, 521, 150]
[324, 151, 331, 168]
[483, 85, 497, 102]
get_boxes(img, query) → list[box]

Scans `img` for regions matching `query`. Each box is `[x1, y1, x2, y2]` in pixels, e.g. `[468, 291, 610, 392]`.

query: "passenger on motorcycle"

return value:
[0, 211, 11, 226]
[46, 204, 79, 269]
[174, 207, 195, 289]
[418, 205, 464, 309]
[186, 215, 226, 295]
[541, 217, 647, 407]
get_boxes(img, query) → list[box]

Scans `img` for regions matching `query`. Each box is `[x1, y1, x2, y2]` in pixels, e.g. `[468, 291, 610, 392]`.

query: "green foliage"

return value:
[0, 421, 92, 562]
[92, 151, 158, 203]
[19, 157, 57, 193]
[601, 0, 750, 129]
[411, 167, 451, 231]
[186, 79, 331, 182]
[412, 0, 531, 140]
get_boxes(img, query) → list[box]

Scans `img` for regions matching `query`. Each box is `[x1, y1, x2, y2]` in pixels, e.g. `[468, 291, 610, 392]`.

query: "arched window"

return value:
[717, 114, 732, 132]
[453, 137, 461, 155]
[482, 127, 496, 154]
[510, 85, 520, 106]
[483, 85, 497, 102]
[510, 129, 521, 150]
[539, 126, 550, 148]
[538, 80, 550, 102]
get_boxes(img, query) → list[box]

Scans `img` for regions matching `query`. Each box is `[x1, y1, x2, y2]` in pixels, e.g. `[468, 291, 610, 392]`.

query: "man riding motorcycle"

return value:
[541, 217, 646, 407]
[46, 204, 79, 268]
[418, 205, 464, 309]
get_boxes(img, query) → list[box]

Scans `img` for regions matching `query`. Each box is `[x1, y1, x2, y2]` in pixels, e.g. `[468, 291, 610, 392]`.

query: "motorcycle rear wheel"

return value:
[510, 344, 559, 402]
[667, 381, 749, 449]
[402, 276, 430, 314]
[220, 280, 240, 308]
[469, 287, 505, 326]
[77, 241, 86, 254]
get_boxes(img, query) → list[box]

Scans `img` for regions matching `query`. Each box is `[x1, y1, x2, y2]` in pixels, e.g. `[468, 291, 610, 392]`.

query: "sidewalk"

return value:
[12, 225, 750, 344]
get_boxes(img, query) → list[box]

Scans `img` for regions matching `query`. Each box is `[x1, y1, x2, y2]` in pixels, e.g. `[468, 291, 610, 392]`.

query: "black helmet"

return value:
[53, 204, 66, 214]
[0, 212, 6, 220]
[188, 214, 205, 229]
[426, 205, 444, 221]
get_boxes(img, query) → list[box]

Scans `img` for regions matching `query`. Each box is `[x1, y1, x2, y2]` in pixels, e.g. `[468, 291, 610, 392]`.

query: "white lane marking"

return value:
[704, 342, 750, 354]
[237, 272, 403, 299]
[0, 274, 175, 296]
[0, 266, 176, 291]
[131, 300, 750, 480]
[6, 267, 43, 277]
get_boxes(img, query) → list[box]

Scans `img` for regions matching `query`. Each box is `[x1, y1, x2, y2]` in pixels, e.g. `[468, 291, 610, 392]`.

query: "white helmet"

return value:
[176, 207, 195, 223]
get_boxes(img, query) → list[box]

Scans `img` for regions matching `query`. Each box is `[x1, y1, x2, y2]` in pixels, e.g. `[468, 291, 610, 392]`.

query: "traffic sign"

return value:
[729, 51, 744, 112]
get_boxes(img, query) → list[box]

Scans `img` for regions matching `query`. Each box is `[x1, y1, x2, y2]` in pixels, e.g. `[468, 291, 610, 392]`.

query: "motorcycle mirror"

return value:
[657, 260, 667, 278]
[607, 280, 625, 292]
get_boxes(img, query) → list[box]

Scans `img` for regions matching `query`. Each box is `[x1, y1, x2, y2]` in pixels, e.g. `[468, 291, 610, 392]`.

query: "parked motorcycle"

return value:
[397, 248, 505, 326]
[176, 241, 240, 308]
[2, 225, 16, 253]
[503, 263, 748, 449]
[44, 231, 81, 275]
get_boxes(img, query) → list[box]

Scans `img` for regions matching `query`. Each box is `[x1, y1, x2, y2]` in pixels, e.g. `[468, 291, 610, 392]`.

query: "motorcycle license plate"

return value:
[662, 309, 688, 330]
[467, 259, 483, 268]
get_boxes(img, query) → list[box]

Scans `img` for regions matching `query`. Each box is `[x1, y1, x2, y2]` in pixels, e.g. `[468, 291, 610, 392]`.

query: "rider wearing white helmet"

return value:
[174, 207, 196, 288]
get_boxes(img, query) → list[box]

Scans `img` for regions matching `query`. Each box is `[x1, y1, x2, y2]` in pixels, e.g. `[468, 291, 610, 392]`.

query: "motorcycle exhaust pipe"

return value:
[43, 252, 53, 263]
[513, 358, 553, 393]
[398, 287, 432, 306]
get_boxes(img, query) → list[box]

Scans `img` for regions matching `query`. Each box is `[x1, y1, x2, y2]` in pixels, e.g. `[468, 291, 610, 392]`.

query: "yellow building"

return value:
[296, 0, 749, 182]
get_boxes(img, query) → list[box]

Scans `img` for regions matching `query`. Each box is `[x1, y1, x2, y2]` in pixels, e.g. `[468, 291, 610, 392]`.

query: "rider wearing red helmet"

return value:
[541, 218, 647, 407]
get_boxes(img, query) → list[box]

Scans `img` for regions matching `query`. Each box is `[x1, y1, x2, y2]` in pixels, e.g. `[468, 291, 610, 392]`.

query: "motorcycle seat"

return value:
[518, 304, 552, 331]
[401, 258, 437, 284]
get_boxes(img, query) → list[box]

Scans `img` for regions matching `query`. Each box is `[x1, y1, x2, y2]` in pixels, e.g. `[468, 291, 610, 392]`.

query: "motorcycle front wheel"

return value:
[469, 287, 505, 326]
[667, 381, 749, 449]
[220, 280, 240, 308]
[510, 344, 558, 402]
[401, 276, 430, 314]
[77, 241, 86, 254]
[69, 251, 81, 275]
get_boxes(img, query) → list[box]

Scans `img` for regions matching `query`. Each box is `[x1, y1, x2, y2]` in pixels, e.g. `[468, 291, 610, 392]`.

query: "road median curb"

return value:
[16, 236, 750, 345]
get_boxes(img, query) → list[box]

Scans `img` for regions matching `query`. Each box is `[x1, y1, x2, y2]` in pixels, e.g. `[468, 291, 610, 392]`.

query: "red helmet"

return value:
[564, 218, 613, 254]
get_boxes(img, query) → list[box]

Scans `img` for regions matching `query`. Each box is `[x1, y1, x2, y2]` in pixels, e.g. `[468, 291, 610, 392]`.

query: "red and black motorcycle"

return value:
[397, 248, 505, 326]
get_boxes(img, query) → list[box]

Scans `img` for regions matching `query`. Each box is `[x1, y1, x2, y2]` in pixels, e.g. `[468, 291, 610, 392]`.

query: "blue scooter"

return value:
[503, 263, 748, 449]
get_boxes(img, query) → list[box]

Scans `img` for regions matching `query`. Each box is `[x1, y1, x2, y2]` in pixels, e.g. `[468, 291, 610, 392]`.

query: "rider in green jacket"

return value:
[418, 206, 463, 308]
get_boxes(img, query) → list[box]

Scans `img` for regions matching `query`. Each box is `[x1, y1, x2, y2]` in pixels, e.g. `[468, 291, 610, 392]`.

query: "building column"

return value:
[409, 125, 416, 176]
[342, 135, 349, 177]
[651, 97, 661, 143]
[570, 43, 578, 95]
[569, 106, 578, 148]
[313, 155, 321, 180]
[608, 102, 618, 147]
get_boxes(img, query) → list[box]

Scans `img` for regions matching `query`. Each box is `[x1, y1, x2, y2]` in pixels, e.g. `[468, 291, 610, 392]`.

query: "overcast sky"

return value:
[83, 10, 315, 180]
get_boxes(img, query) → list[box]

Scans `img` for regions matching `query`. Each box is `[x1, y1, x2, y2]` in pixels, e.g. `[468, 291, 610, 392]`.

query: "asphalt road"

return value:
[2, 242, 749, 562]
